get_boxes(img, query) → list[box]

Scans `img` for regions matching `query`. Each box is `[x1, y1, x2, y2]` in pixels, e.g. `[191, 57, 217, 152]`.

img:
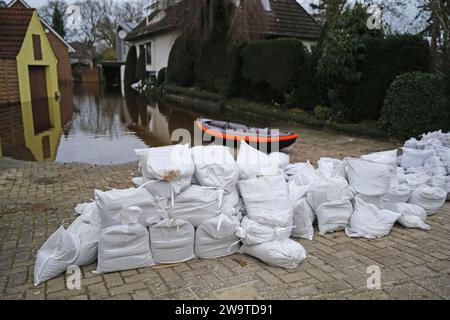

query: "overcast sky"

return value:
[21, 0, 424, 34]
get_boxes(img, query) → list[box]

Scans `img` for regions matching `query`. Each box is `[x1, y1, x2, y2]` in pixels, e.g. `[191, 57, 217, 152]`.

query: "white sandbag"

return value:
[424, 156, 447, 176]
[97, 224, 154, 273]
[191, 145, 239, 192]
[238, 173, 293, 227]
[140, 178, 191, 199]
[405, 166, 432, 175]
[382, 185, 412, 209]
[291, 198, 314, 240]
[150, 219, 195, 264]
[345, 157, 394, 196]
[135, 144, 194, 181]
[361, 149, 398, 167]
[195, 215, 241, 259]
[240, 239, 306, 269]
[74, 201, 101, 226]
[235, 217, 293, 246]
[269, 152, 290, 170]
[404, 138, 419, 149]
[408, 185, 447, 214]
[67, 217, 100, 266]
[345, 198, 401, 239]
[317, 158, 346, 179]
[405, 171, 432, 187]
[357, 194, 384, 209]
[390, 203, 430, 230]
[168, 185, 220, 227]
[316, 200, 354, 235]
[433, 144, 450, 164]
[306, 176, 354, 210]
[221, 186, 241, 217]
[236, 140, 279, 179]
[400, 148, 435, 169]
[34, 226, 79, 286]
[132, 177, 144, 187]
[287, 161, 319, 186]
[95, 188, 167, 228]
[429, 176, 447, 191]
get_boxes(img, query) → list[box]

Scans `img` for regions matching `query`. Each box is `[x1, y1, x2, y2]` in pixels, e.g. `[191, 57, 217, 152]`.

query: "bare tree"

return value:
[114, 0, 146, 23]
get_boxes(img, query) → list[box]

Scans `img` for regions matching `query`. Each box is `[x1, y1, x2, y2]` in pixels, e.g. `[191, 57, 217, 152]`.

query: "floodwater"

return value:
[0, 83, 265, 165]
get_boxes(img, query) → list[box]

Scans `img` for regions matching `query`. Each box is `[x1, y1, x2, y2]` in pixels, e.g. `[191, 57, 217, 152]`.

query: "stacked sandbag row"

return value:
[236, 141, 307, 269]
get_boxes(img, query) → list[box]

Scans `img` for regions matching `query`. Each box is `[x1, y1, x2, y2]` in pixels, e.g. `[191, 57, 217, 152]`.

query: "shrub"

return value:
[314, 106, 333, 121]
[240, 38, 309, 103]
[167, 36, 196, 86]
[379, 72, 449, 139]
[135, 46, 146, 82]
[157, 68, 167, 87]
[344, 35, 431, 122]
[124, 46, 137, 86]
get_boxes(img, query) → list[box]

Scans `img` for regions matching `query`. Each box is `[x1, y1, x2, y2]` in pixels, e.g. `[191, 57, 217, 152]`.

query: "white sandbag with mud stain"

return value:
[235, 217, 293, 246]
[34, 226, 79, 286]
[96, 224, 154, 273]
[346, 197, 401, 239]
[316, 200, 354, 235]
[195, 215, 241, 259]
[390, 203, 430, 230]
[238, 172, 293, 227]
[150, 219, 195, 264]
[408, 185, 447, 215]
[240, 239, 307, 269]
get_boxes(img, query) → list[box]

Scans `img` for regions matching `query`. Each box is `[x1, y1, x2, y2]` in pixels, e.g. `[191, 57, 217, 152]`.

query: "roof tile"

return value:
[0, 8, 34, 59]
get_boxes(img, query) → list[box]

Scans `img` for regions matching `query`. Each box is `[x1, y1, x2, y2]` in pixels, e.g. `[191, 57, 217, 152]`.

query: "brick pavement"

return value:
[0, 157, 449, 300]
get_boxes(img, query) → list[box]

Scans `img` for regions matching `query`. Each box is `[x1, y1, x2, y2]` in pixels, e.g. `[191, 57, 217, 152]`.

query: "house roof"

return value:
[7, 0, 75, 53]
[126, 0, 321, 42]
[0, 8, 34, 59]
[68, 41, 93, 61]
[117, 21, 139, 33]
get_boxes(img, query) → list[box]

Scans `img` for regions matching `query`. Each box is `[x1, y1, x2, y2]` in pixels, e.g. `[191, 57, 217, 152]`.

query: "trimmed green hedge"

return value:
[167, 36, 196, 86]
[124, 46, 137, 86]
[379, 72, 449, 139]
[157, 67, 167, 87]
[344, 35, 431, 122]
[240, 38, 309, 104]
[135, 47, 146, 81]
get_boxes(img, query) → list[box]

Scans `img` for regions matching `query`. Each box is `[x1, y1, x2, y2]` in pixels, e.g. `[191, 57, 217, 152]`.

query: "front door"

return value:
[29, 66, 51, 134]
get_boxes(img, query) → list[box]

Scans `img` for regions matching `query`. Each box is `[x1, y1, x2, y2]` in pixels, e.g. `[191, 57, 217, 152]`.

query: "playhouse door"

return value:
[29, 66, 51, 134]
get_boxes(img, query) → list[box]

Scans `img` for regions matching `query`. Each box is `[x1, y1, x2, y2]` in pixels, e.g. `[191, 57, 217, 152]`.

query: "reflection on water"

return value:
[0, 83, 209, 164]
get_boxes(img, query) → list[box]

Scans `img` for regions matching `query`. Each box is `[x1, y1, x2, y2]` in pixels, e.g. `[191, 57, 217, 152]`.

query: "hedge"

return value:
[343, 35, 431, 122]
[379, 72, 449, 139]
[135, 46, 146, 82]
[240, 38, 309, 104]
[167, 35, 196, 86]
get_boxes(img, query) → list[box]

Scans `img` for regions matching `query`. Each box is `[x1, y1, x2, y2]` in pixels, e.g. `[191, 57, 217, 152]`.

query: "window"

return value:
[32, 34, 42, 60]
[146, 42, 152, 66]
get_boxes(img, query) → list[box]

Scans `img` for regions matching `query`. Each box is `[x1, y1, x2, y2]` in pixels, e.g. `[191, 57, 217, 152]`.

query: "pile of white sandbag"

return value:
[34, 130, 450, 286]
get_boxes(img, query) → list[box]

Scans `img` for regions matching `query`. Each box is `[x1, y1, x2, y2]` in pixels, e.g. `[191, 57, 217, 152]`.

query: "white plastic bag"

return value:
[168, 185, 221, 227]
[97, 224, 154, 273]
[195, 215, 241, 259]
[317, 158, 346, 179]
[433, 144, 450, 164]
[306, 176, 354, 210]
[405, 171, 432, 187]
[345, 198, 401, 239]
[135, 144, 194, 181]
[408, 185, 447, 215]
[345, 157, 394, 196]
[238, 173, 293, 227]
[240, 239, 306, 269]
[286, 161, 319, 186]
[67, 217, 100, 266]
[150, 219, 196, 264]
[140, 178, 191, 199]
[316, 200, 354, 235]
[34, 226, 79, 286]
[390, 203, 430, 230]
[361, 149, 398, 167]
[269, 152, 290, 170]
[191, 145, 239, 192]
[235, 217, 293, 246]
[357, 194, 384, 209]
[400, 148, 435, 169]
[95, 188, 167, 228]
[236, 140, 279, 179]
[424, 156, 447, 176]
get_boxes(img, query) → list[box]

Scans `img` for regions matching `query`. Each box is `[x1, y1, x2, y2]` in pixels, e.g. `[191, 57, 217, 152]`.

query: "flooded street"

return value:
[0, 84, 227, 164]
